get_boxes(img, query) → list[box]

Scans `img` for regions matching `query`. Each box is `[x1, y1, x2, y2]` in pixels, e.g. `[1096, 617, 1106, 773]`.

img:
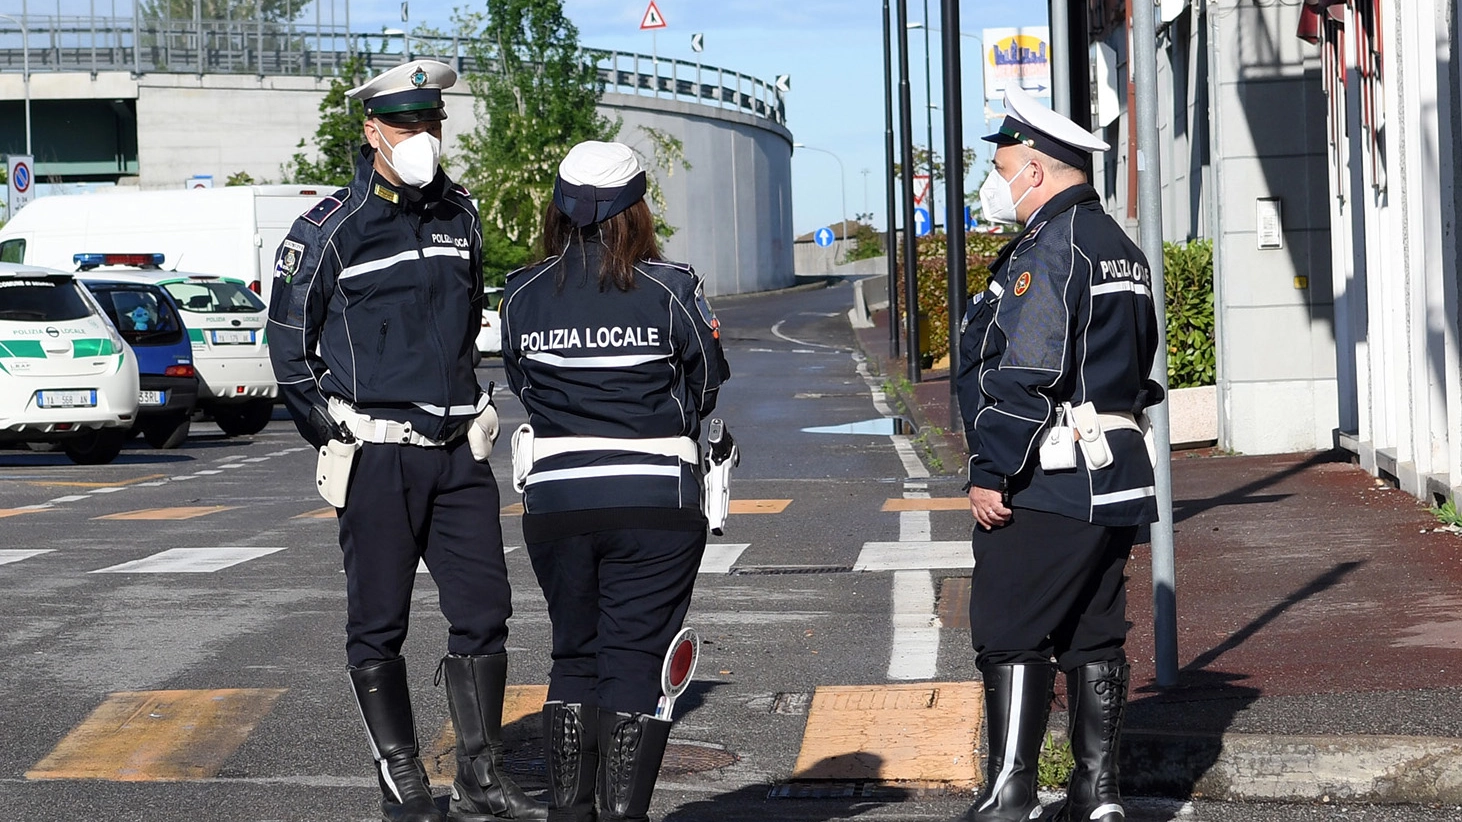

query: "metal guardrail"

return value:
[0, 16, 786, 125]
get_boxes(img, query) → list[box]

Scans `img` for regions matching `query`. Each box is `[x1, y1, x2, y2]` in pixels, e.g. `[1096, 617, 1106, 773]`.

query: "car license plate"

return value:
[138, 390, 167, 406]
[212, 329, 256, 345]
[38, 390, 98, 409]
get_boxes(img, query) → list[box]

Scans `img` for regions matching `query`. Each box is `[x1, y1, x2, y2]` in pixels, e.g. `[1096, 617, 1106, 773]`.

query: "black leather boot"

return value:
[1055, 658, 1129, 822]
[349, 657, 444, 822]
[596, 710, 671, 822]
[542, 701, 598, 822]
[958, 662, 1055, 822]
[441, 654, 549, 821]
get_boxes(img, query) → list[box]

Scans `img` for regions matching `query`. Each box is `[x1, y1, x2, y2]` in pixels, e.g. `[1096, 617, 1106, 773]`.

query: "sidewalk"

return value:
[852, 297, 1462, 806]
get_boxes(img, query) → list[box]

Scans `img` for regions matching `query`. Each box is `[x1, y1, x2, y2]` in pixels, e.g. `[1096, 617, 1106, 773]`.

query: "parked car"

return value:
[77, 256, 200, 449]
[152, 272, 276, 436]
[0, 263, 140, 464]
[477, 287, 504, 355]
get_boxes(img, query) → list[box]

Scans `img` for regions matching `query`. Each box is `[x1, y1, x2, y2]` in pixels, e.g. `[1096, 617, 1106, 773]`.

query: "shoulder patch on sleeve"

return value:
[692, 283, 720, 338]
[303, 193, 347, 227]
[276, 238, 307, 283]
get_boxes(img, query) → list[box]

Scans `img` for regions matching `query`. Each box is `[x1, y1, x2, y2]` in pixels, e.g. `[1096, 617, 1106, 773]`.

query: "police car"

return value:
[75, 256, 201, 449]
[0, 263, 140, 464]
[152, 272, 276, 436]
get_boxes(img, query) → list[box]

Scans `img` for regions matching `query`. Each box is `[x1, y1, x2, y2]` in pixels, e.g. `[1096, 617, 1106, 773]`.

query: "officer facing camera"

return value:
[955, 86, 1162, 822]
[500, 140, 731, 822]
[267, 59, 544, 822]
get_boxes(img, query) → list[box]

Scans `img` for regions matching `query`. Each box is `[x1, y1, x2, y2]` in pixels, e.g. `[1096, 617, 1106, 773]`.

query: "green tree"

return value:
[280, 57, 368, 188]
[455, 0, 618, 278]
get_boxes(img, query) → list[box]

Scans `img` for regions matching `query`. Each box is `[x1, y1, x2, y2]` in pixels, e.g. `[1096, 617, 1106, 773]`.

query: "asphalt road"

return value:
[0, 280, 1453, 822]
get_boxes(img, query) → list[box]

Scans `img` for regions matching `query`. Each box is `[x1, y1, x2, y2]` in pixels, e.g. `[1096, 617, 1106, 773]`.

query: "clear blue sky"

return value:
[46, 0, 1046, 234]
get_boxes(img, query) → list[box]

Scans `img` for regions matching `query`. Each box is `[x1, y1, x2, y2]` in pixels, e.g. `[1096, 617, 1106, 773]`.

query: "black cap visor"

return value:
[982, 116, 1090, 171]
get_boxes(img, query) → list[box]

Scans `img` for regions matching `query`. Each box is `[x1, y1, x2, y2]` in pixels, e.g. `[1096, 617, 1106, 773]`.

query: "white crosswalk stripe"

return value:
[855, 541, 972, 572]
[699, 543, 750, 574]
[0, 549, 53, 566]
[91, 546, 289, 574]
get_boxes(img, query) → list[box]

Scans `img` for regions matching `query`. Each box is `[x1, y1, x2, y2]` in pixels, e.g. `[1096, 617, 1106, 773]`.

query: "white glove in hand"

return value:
[467, 404, 500, 462]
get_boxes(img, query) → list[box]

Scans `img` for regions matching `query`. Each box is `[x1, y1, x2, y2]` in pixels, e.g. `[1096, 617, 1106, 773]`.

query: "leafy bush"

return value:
[844, 223, 887, 263]
[1164, 238, 1215, 388]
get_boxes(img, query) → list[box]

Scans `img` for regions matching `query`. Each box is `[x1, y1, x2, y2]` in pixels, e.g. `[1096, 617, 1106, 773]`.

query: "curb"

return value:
[1124, 730, 1462, 804]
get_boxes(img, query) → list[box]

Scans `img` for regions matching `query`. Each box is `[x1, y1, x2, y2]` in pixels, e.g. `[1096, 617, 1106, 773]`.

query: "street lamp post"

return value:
[0, 12, 32, 156]
[896, 0, 920, 383]
[882, 0, 900, 358]
[793, 142, 847, 241]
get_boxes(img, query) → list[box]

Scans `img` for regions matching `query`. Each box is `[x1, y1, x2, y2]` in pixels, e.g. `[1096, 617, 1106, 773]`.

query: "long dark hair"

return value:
[540, 199, 663, 292]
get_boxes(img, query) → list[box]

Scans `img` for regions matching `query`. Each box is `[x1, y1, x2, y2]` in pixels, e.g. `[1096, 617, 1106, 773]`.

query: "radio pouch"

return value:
[1070, 402, 1115, 470]
[1039, 403, 1078, 472]
[317, 438, 363, 508]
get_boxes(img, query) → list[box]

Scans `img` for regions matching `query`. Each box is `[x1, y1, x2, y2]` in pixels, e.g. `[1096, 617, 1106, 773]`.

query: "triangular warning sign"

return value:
[640, 0, 667, 30]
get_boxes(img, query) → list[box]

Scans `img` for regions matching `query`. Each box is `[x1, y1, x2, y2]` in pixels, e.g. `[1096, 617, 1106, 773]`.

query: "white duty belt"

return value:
[510, 424, 699, 493]
[327, 396, 465, 447]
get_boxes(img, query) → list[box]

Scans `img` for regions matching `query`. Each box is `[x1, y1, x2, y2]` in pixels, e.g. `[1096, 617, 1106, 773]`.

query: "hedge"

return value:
[894, 233, 1216, 389]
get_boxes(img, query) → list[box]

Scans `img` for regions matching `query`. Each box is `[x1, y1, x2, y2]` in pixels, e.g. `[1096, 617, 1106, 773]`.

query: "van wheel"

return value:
[64, 429, 129, 465]
[140, 414, 191, 449]
[213, 400, 274, 437]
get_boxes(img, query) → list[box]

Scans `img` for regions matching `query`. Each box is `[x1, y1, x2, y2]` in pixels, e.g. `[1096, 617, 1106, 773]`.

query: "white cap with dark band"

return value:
[983, 86, 1110, 171]
[553, 141, 648, 228]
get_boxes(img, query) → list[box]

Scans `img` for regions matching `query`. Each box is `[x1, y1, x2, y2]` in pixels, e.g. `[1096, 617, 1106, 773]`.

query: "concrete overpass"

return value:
[0, 16, 794, 295]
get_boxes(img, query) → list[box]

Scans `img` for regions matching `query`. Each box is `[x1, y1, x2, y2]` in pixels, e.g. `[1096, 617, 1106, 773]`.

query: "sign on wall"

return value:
[982, 27, 1053, 100]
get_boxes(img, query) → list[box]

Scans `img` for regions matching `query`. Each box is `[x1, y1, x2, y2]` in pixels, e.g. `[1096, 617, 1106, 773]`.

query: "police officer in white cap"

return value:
[268, 60, 545, 822]
[954, 86, 1162, 822]
[499, 140, 730, 822]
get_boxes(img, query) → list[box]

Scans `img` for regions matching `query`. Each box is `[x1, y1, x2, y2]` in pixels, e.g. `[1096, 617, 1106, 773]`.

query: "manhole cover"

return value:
[662, 742, 739, 775]
[501, 742, 736, 776]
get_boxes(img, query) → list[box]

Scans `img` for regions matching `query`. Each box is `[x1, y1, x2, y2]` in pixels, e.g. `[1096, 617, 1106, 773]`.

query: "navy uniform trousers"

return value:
[970, 507, 1137, 671]
[337, 438, 512, 668]
[527, 528, 705, 715]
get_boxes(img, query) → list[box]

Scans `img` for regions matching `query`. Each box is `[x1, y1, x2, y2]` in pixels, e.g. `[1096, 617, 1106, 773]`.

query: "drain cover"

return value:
[502, 742, 736, 776]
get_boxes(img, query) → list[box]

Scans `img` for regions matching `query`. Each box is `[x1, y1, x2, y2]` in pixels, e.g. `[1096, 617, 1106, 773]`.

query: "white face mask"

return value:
[375, 127, 441, 188]
[979, 160, 1034, 225]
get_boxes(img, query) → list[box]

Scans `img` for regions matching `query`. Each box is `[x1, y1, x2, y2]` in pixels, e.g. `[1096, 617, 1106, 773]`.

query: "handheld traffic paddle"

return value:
[654, 627, 700, 721]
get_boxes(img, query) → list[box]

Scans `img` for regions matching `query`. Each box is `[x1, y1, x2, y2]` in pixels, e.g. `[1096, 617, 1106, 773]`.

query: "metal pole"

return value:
[922, 0, 935, 224]
[897, 0, 921, 383]
[883, 0, 900, 359]
[941, 0, 963, 432]
[1049, 0, 1071, 116]
[1133, 0, 1178, 688]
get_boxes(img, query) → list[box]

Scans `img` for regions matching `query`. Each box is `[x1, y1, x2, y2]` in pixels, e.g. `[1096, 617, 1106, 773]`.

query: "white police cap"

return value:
[553, 141, 647, 227]
[346, 60, 457, 123]
[983, 85, 1109, 169]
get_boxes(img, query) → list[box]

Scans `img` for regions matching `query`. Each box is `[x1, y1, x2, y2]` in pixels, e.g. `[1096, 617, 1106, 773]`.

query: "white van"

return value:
[0, 185, 326, 306]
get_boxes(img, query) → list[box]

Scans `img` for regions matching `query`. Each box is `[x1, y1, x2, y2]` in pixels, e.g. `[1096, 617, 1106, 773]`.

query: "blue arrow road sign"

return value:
[814, 227, 835, 247]
[914, 207, 931, 237]
[965, 205, 977, 231]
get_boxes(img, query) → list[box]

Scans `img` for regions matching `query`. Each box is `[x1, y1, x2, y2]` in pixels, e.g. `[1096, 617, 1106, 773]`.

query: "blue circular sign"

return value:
[814, 227, 835, 248]
[914, 207, 931, 237]
[13, 162, 31, 193]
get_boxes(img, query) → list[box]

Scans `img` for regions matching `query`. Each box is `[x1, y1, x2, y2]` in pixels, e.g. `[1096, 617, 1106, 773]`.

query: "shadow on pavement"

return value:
[1170, 450, 1346, 524]
[1122, 560, 1363, 797]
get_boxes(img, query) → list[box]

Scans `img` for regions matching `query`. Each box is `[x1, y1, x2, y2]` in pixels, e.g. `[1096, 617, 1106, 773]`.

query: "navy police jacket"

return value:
[500, 240, 731, 540]
[958, 184, 1160, 526]
[268, 148, 486, 447]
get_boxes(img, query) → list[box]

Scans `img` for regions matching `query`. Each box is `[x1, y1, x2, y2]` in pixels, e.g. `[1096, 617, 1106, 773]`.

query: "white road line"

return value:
[168, 475, 197, 482]
[770, 319, 844, 350]
[887, 570, 940, 680]
[0, 549, 53, 566]
[47, 495, 90, 503]
[265, 451, 291, 457]
[91, 546, 289, 574]
[195, 470, 223, 475]
[242, 457, 271, 463]
[88, 487, 126, 494]
[217, 464, 245, 470]
[855, 541, 972, 572]
[899, 510, 932, 542]
[698, 543, 750, 575]
[137, 481, 168, 487]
